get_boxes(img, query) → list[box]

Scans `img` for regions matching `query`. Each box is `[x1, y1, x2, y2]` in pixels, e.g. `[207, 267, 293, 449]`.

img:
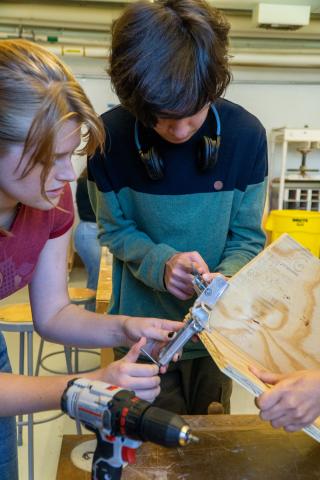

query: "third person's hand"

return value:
[164, 251, 209, 300]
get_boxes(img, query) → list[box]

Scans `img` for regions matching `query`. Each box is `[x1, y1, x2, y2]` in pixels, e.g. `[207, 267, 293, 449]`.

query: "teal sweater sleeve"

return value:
[215, 135, 267, 276]
[88, 180, 178, 291]
[215, 180, 267, 276]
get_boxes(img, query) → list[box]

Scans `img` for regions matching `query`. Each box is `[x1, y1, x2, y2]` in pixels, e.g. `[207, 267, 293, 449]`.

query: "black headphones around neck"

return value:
[134, 104, 221, 181]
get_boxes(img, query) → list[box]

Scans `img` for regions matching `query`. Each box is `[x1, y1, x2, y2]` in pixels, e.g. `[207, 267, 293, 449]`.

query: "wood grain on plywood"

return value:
[200, 234, 320, 441]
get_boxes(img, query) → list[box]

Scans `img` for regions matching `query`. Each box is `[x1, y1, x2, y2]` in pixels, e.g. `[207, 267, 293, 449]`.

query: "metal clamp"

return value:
[157, 276, 229, 366]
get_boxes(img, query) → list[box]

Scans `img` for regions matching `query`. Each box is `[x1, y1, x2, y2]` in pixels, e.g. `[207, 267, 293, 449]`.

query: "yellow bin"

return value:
[265, 210, 320, 258]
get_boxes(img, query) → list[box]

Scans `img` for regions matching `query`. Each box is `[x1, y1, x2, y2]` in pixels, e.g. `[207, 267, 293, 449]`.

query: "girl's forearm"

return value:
[0, 368, 106, 416]
[34, 304, 129, 348]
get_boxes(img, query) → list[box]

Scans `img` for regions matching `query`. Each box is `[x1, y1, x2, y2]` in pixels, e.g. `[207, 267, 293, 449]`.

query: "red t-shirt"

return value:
[0, 184, 74, 300]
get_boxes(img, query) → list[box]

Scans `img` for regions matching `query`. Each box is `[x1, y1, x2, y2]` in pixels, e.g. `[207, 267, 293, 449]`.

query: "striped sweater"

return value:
[88, 99, 268, 359]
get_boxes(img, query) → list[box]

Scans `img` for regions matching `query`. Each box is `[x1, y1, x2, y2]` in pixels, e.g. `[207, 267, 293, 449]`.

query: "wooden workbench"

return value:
[95, 246, 112, 315]
[95, 246, 114, 367]
[56, 415, 320, 479]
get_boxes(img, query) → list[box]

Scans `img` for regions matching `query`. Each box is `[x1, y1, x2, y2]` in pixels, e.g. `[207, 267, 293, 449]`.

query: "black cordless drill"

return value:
[61, 378, 198, 480]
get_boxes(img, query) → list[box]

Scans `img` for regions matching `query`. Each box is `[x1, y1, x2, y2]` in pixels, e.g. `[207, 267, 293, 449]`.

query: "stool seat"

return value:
[0, 290, 96, 321]
[0, 304, 32, 325]
[68, 287, 96, 304]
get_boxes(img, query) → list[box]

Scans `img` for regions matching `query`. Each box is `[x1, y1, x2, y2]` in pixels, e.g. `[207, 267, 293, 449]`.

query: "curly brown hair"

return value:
[109, 0, 231, 127]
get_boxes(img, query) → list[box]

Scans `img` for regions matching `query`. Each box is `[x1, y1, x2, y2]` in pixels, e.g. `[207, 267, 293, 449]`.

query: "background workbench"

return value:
[95, 246, 114, 367]
[56, 414, 320, 479]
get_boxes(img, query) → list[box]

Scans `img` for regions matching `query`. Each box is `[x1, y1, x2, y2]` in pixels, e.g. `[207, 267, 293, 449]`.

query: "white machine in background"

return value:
[269, 127, 320, 211]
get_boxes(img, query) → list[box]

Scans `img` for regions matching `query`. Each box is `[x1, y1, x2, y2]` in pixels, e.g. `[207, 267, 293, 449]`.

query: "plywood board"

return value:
[200, 233, 320, 441]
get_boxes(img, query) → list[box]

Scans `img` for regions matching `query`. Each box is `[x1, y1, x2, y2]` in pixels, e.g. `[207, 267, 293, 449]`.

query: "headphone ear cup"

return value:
[198, 136, 218, 172]
[141, 147, 164, 180]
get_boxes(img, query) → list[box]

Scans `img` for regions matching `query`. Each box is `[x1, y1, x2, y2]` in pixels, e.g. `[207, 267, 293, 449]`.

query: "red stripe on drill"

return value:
[120, 407, 129, 435]
[79, 407, 101, 418]
[122, 447, 136, 464]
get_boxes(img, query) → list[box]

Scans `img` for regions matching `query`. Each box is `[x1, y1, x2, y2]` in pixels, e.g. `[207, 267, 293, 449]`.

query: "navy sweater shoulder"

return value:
[76, 177, 95, 222]
[88, 99, 267, 195]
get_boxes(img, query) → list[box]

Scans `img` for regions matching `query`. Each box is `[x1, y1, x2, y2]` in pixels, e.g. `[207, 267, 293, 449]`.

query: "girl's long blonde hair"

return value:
[0, 39, 104, 195]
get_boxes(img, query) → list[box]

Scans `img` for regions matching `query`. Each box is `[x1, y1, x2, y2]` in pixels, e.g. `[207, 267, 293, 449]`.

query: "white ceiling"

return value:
[210, 1, 320, 14]
[1, 0, 319, 48]
[3, 0, 320, 14]
[61, 0, 320, 15]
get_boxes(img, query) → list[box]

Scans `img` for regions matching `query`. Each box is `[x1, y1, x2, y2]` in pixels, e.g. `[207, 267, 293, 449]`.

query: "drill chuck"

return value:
[136, 406, 195, 447]
[109, 390, 198, 448]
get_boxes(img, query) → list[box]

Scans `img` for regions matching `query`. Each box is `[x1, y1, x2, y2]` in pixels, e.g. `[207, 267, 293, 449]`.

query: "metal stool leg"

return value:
[27, 330, 34, 480]
[35, 338, 44, 376]
[17, 332, 25, 447]
[36, 339, 74, 375]
[66, 349, 81, 434]
[75, 415, 82, 435]
[74, 347, 79, 373]
[64, 346, 73, 374]
[35, 288, 98, 377]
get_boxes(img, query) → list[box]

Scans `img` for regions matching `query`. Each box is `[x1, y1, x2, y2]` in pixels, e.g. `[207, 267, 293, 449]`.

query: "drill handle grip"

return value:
[92, 435, 122, 480]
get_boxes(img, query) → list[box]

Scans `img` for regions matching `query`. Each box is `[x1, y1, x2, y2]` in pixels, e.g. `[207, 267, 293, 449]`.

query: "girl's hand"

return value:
[123, 316, 182, 345]
[97, 337, 161, 402]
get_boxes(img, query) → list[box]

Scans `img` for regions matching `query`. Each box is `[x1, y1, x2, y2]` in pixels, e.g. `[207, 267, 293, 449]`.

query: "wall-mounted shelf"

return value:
[270, 127, 320, 210]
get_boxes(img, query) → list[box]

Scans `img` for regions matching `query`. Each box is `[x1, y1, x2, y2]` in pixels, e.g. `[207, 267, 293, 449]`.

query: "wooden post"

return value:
[96, 247, 114, 367]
